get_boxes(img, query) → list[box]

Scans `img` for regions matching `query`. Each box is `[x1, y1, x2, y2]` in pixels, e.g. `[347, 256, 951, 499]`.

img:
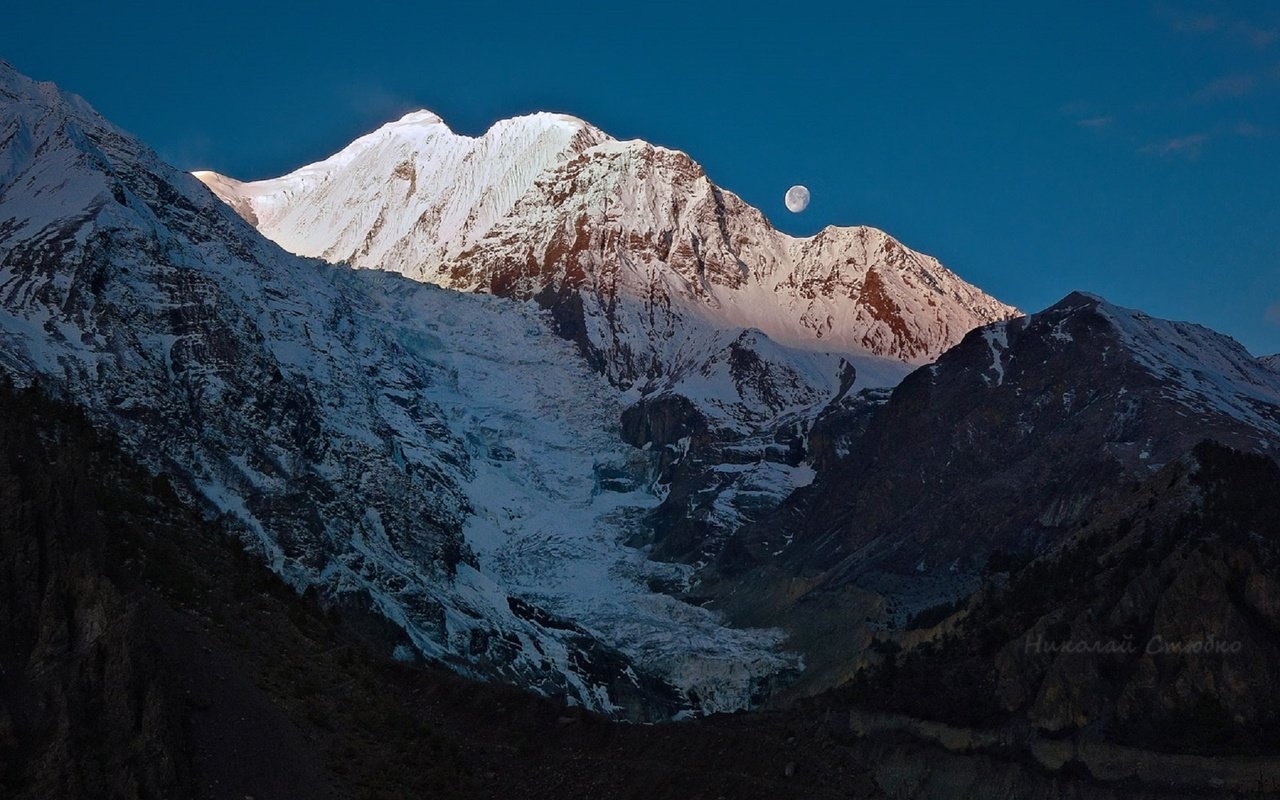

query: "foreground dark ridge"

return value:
[4, 378, 1278, 799]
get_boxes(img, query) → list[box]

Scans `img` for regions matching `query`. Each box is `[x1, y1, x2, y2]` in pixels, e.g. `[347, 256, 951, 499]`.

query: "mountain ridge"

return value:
[697, 290, 1280, 699]
[195, 107, 1019, 398]
[783, 289, 1280, 581]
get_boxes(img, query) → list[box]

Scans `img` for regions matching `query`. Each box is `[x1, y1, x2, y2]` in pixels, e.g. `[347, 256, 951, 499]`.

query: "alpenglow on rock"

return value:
[196, 109, 1020, 393]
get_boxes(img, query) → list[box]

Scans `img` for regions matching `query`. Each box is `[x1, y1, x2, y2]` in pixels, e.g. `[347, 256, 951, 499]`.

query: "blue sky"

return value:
[4, 1, 1278, 353]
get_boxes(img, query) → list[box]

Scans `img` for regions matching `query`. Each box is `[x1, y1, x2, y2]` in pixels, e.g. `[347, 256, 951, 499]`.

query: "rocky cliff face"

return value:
[439, 142, 1012, 390]
[0, 384, 188, 799]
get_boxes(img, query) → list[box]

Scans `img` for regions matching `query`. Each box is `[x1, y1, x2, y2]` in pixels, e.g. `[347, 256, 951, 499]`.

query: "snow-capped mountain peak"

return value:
[197, 109, 1019, 396]
[195, 108, 610, 271]
[394, 108, 446, 125]
[1077, 292, 1280, 435]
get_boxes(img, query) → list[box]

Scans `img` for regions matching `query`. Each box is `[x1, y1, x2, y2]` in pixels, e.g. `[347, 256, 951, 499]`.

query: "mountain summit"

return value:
[194, 109, 606, 271]
[196, 110, 1018, 396]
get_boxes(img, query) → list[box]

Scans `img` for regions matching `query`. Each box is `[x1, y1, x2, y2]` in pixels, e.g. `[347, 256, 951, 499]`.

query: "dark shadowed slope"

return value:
[787, 292, 1280, 586]
[842, 442, 1280, 757]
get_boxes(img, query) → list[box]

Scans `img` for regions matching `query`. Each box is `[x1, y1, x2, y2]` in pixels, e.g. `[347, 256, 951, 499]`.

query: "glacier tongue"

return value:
[364, 274, 800, 712]
[187, 99, 1024, 712]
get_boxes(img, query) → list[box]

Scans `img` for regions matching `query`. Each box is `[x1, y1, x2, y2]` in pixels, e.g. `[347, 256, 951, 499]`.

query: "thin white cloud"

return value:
[1235, 21, 1279, 49]
[332, 82, 424, 126]
[1075, 115, 1114, 129]
[1235, 120, 1266, 137]
[1158, 6, 1279, 48]
[1192, 73, 1257, 103]
[1164, 10, 1219, 34]
[1059, 100, 1093, 117]
[1140, 132, 1211, 158]
[159, 133, 215, 173]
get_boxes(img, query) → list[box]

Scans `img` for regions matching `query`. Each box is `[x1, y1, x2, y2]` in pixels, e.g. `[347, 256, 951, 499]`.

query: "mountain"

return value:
[0, 379, 335, 799]
[707, 292, 1280, 695]
[0, 62, 809, 716]
[196, 110, 1017, 423]
[763, 291, 1280, 579]
[195, 106, 1019, 577]
[6, 60, 1280, 794]
[193, 111, 607, 272]
[1264, 353, 1280, 373]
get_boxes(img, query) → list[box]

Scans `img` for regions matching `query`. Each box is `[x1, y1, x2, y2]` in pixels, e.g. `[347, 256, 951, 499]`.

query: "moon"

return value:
[784, 184, 810, 213]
